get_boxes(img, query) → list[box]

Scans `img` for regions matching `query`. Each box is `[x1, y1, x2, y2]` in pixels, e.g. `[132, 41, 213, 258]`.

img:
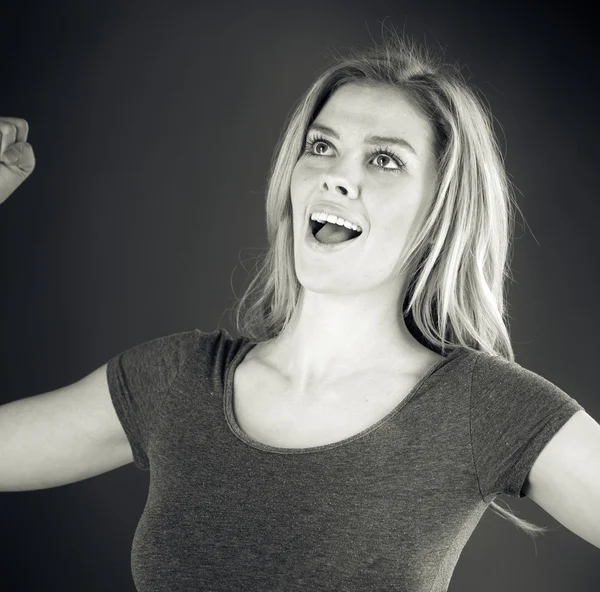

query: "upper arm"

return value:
[0, 363, 133, 492]
[524, 409, 600, 548]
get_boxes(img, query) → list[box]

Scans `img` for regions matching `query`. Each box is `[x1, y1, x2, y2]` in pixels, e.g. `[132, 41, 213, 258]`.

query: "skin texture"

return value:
[255, 82, 441, 396]
[524, 409, 600, 549]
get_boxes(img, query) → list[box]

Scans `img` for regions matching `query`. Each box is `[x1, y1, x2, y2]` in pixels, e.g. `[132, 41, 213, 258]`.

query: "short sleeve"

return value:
[106, 329, 199, 470]
[469, 353, 585, 501]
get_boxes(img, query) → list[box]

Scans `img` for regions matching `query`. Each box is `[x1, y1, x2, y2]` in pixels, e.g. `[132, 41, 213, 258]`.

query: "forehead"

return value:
[314, 83, 433, 154]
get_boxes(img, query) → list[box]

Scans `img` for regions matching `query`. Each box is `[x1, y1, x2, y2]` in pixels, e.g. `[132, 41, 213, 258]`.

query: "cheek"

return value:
[291, 160, 313, 188]
[291, 162, 318, 209]
[367, 183, 424, 241]
[290, 163, 311, 228]
[380, 217, 412, 244]
[290, 163, 306, 200]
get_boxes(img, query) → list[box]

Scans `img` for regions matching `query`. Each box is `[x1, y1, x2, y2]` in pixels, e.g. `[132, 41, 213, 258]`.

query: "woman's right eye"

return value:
[304, 135, 332, 157]
[314, 141, 330, 154]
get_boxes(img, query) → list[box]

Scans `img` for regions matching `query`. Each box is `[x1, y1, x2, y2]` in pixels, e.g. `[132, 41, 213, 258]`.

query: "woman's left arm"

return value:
[523, 410, 600, 548]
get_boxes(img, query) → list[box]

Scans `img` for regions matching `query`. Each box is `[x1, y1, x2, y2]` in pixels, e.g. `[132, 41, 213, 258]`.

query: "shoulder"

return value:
[468, 350, 560, 392]
[467, 350, 584, 430]
[108, 327, 245, 370]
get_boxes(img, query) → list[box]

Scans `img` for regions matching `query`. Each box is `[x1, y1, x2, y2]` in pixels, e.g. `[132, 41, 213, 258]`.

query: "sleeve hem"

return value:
[107, 357, 150, 471]
[105, 329, 201, 472]
[504, 403, 584, 499]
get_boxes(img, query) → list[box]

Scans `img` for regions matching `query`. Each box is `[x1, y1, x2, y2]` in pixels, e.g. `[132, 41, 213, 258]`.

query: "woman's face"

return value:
[290, 82, 438, 297]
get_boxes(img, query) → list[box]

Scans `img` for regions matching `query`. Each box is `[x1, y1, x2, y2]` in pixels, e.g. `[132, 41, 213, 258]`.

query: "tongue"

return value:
[315, 221, 355, 244]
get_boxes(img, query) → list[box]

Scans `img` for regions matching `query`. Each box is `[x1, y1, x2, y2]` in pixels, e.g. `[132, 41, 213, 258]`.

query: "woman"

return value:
[0, 35, 598, 592]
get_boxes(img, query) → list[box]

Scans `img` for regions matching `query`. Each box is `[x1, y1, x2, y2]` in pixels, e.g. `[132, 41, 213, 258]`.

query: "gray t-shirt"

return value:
[106, 328, 584, 592]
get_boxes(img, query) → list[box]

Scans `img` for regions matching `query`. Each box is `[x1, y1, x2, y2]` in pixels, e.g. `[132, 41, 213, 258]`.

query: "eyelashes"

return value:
[302, 133, 407, 174]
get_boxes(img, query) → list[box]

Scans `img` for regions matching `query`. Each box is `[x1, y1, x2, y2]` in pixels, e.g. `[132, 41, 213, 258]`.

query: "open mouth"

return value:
[309, 218, 363, 244]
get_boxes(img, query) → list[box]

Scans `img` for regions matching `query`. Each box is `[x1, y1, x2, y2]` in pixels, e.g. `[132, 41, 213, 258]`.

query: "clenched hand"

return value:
[0, 117, 35, 206]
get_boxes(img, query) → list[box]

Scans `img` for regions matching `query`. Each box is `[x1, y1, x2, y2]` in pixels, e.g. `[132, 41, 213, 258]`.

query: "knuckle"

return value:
[0, 117, 27, 125]
[0, 122, 18, 136]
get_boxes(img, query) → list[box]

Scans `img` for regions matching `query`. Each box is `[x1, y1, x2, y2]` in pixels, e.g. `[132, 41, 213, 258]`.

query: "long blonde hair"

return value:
[233, 31, 545, 537]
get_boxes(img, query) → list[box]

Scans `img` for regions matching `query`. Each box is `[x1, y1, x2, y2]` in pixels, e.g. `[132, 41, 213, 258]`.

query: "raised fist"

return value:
[0, 117, 36, 206]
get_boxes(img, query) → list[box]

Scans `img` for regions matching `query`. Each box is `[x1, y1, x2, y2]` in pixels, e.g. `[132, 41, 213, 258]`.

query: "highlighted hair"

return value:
[233, 31, 543, 536]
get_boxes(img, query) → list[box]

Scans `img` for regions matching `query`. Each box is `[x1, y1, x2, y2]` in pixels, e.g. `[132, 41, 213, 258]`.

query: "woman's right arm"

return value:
[0, 117, 134, 491]
[0, 365, 134, 491]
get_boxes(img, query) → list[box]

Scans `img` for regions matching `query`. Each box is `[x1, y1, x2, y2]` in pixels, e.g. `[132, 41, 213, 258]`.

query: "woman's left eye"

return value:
[303, 135, 406, 173]
[371, 153, 402, 171]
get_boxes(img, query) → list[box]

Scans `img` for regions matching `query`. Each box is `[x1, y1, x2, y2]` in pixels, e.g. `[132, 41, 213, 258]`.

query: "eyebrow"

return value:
[307, 122, 418, 156]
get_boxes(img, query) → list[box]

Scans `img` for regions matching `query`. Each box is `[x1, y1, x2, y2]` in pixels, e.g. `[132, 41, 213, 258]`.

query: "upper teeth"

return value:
[310, 212, 362, 233]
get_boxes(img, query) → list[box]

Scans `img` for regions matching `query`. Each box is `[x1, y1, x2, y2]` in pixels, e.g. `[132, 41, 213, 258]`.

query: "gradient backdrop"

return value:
[1, 0, 598, 590]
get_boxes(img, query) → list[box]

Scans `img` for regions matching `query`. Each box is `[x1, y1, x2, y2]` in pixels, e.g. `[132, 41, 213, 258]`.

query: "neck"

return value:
[260, 285, 427, 392]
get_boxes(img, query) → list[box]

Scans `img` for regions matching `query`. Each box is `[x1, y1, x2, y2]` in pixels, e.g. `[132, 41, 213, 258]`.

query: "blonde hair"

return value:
[233, 31, 545, 537]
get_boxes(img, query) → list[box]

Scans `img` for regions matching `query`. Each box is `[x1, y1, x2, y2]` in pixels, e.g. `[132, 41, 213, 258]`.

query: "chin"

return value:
[295, 268, 362, 295]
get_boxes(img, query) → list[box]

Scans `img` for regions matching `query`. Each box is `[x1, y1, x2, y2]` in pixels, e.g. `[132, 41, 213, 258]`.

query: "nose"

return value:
[320, 171, 359, 200]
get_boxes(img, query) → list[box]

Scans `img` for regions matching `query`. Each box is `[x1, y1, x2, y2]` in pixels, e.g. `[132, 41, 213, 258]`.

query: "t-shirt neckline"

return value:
[223, 338, 465, 455]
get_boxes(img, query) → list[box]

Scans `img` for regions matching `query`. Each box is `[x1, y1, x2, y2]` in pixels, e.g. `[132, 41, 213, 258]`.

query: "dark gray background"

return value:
[1, 0, 598, 590]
